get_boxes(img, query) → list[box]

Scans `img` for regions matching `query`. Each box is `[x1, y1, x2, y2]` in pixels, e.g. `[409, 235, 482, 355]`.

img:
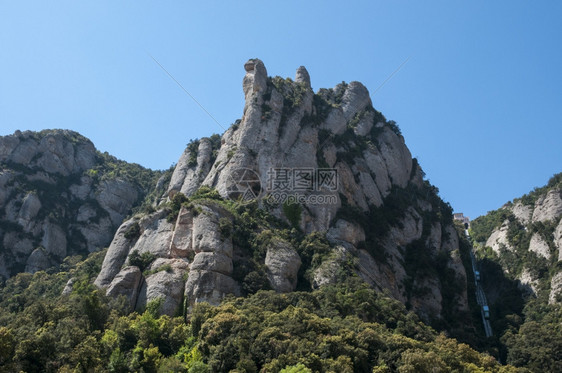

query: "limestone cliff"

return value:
[0, 130, 164, 278]
[96, 59, 471, 323]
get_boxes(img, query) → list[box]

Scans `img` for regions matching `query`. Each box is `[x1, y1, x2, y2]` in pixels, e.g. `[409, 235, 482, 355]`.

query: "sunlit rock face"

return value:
[96, 59, 469, 320]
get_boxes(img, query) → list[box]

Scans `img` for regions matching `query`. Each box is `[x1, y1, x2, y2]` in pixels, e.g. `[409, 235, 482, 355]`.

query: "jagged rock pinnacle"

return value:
[242, 58, 268, 107]
[295, 66, 311, 87]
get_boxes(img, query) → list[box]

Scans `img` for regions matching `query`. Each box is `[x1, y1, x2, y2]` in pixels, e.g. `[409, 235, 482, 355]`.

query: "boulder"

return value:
[136, 259, 189, 316]
[106, 266, 143, 311]
[25, 248, 50, 273]
[265, 240, 301, 293]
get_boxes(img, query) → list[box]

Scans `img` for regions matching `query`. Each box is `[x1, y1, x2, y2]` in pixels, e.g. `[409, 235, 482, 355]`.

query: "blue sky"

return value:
[1, 1, 561, 219]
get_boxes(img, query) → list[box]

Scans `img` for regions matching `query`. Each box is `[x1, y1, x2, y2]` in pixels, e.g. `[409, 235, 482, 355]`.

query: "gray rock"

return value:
[295, 66, 311, 87]
[243, 58, 268, 112]
[94, 219, 139, 288]
[389, 208, 423, 246]
[61, 278, 75, 296]
[25, 248, 50, 273]
[511, 201, 532, 225]
[169, 206, 195, 258]
[440, 224, 460, 253]
[265, 240, 301, 293]
[336, 161, 368, 211]
[327, 219, 365, 246]
[485, 220, 513, 254]
[179, 138, 215, 197]
[354, 111, 375, 137]
[79, 217, 114, 252]
[3, 232, 34, 256]
[184, 270, 240, 310]
[191, 252, 233, 276]
[136, 259, 189, 316]
[36, 133, 76, 175]
[554, 219, 562, 261]
[93, 59, 470, 322]
[41, 223, 67, 258]
[426, 223, 442, 251]
[529, 233, 551, 260]
[192, 206, 233, 257]
[167, 147, 192, 197]
[132, 210, 174, 258]
[532, 189, 562, 223]
[96, 178, 139, 226]
[76, 204, 97, 223]
[341, 82, 372, 122]
[0, 255, 9, 279]
[446, 249, 469, 312]
[549, 271, 562, 304]
[17, 193, 41, 229]
[320, 107, 347, 135]
[517, 268, 538, 296]
[69, 176, 93, 200]
[377, 128, 412, 188]
[106, 266, 143, 311]
[356, 248, 407, 303]
[363, 146, 392, 197]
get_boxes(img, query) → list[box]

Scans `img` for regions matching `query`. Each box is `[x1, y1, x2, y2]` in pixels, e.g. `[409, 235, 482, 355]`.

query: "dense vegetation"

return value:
[0, 251, 521, 372]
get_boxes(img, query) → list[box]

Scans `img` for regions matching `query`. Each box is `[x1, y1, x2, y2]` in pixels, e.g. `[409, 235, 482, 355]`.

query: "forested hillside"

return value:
[470, 173, 562, 371]
[0, 250, 520, 372]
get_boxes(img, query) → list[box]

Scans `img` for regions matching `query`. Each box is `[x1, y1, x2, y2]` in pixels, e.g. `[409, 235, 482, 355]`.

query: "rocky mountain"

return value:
[471, 173, 562, 304]
[94, 58, 473, 328]
[0, 130, 166, 278]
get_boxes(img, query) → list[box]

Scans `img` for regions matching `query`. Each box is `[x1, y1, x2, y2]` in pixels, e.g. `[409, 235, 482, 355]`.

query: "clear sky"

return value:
[1, 1, 561, 219]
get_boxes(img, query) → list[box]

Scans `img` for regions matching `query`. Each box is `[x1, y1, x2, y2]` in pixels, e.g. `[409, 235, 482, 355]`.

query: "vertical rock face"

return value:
[95, 59, 470, 322]
[532, 189, 562, 223]
[0, 130, 153, 279]
[265, 240, 301, 293]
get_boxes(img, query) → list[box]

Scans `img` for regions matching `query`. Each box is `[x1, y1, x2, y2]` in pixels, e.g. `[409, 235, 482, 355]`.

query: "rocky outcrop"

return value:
[511, 201, 532, 225]
[106, 266, 143, 310]
[265, 240, 301, 293]
[518, 268, 539, 296]
[95, 201, 242, 315]
[485, 220, 513, 254]
[0, 130, 156, 279]
[528, 233, 551, 260]
[96, 59, 471, 321]
[532, 189, 562, 223]
[555, 219, 562, 262]
[549, 271, 562, 304]
[136, 259, 189, 315]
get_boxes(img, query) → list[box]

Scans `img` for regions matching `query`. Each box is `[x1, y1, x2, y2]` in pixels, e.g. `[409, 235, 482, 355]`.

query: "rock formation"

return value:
[0, 130, 157, 278]
[95, 59, 470, 321]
